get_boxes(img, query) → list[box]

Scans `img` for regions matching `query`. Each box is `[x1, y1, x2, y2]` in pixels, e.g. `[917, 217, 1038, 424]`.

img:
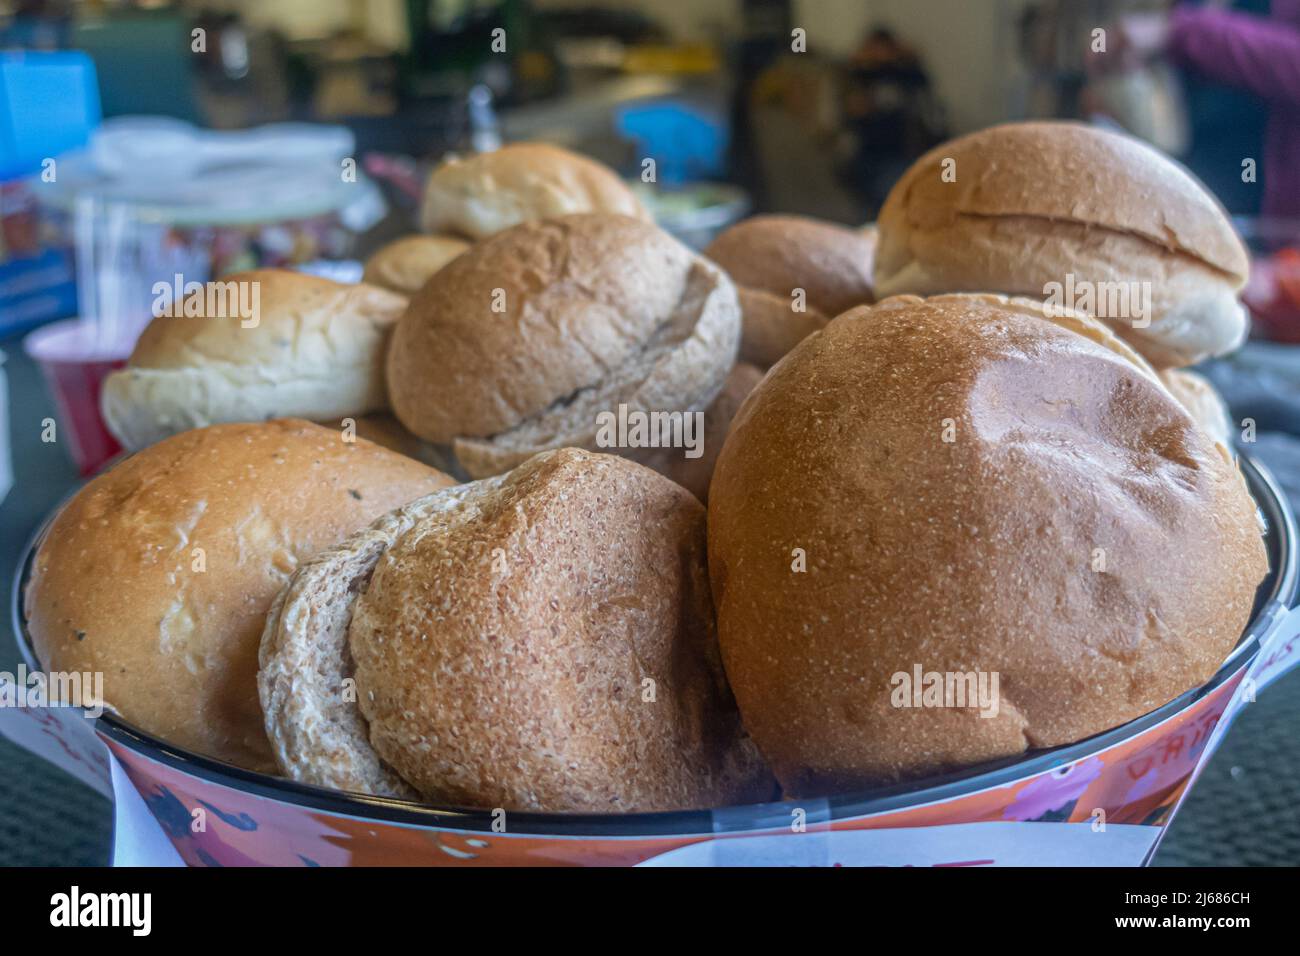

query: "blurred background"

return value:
[1, 0, 1299, 865]
[3, 0, 1298, 340]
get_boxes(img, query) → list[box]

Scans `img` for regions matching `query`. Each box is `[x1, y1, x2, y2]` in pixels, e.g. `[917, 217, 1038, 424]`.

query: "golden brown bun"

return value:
[640, 362, 764, 502]
[387, 214, 741, 478]
[262, 448, 774, 810]
[709, 293, 1267, 794]
[705, 215, 876, 367]
[102, 270, 407, 450]
[419, 143, 649, 240]
[25, 420, 455, 772]
[1161, 368, 1234, 448]
[874, 122, 1250, 368]
[361, 234, 470, 295]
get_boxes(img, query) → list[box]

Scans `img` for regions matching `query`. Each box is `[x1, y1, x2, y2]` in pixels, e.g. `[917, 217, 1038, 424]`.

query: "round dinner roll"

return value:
[709, 293, 1267, 795]
[102, 269, 407, 451]
[260, 447, 774, 811]
[24, 420, 455, 772]
[362, 234, 470, 295]
[640, 361, 763, 502]
[1160, 368, 1234, 449]
[874, 122, 1251, 368]
[419, 142, 649, 240]
[704, 215, 876, 367]
[387, 214, 742, 478]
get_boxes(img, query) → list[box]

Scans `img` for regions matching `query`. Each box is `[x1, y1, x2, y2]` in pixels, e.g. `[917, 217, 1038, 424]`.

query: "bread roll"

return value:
[709, 293, 1267, 794]
[705, 215, 876, 367]
[260, 447, 773, 811]
[102, 270, 407, 451]
[25, 420, 455, 772]
[874, 122, 1250, 368]
[419, 143, 649, 240]
[387, 214, 742, 478]
[640, 362, 763, 502]
[1161, 368, 1234, 448]
[362, 234, 470, 295]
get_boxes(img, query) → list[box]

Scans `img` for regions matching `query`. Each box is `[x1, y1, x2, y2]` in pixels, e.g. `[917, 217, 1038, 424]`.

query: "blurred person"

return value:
[840, 27, 946, 217]
[1097, 1, 1300, 218]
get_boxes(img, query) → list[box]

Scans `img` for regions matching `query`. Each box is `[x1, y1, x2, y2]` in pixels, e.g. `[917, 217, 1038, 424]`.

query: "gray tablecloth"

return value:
[1, 337, 1297, 867]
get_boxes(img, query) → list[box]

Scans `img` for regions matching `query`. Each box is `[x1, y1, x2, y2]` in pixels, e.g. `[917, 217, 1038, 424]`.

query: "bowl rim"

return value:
[13, 455, 1297, 838]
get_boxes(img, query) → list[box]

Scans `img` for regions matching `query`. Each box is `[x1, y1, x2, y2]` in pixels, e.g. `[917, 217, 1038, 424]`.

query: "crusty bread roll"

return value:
[640, 362, 763, 502]
[25, 420, 455, 772]
[709, 293, 1267, 794]
[1161, 368, 1234, 448]
[362, 234, 470, 295]
[705, 215, 875, 367]
[102, 270, 407, 451]
[387, 214, 742, 478]
[419, 143, 649, 240]
[874, 122, 1250, 369]
[260, 447, 773, 811]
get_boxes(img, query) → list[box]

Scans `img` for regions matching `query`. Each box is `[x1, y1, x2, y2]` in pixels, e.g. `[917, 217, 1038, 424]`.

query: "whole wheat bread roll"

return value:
[260, 447, 773, 811]
[873, 122, 1250, 368]
[419, 142, 649, 239]
[709, 293, 1267, 794]
[640, 362, 764, 502]
[387, 214, 742, 478]
[24, 420, 455, 772]
[705, 215, 876, 367]
[102, 269, 407, 451]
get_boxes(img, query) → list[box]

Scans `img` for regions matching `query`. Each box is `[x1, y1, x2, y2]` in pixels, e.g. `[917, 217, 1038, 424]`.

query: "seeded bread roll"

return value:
[387, 214, 742, 478]
[419, 143, 649, 240]
[24, 420, 455, 772]
[260, 448, 774, 810]
[709, 293, 1267, 794]
[873, 122, 1250, 368]
[705, 215, 876, 367]
[102, 270, 407, 451]
[361, 234, 470, 295]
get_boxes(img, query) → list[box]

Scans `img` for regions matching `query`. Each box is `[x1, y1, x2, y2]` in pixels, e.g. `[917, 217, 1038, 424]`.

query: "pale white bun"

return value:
[25, 420, 455, 773]
[361, 234, 470, 295]
[874, 122, 1250, 368]
[102, 270, 406, 451]
[419, 142, 649, 240]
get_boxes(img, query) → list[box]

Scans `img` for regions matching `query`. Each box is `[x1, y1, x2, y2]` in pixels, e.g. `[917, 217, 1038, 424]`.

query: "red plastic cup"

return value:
[24, 319, 128, 475]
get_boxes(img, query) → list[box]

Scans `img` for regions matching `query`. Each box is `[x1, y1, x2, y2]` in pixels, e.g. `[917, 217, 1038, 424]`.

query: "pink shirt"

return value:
[1168, 1, 1300, 218]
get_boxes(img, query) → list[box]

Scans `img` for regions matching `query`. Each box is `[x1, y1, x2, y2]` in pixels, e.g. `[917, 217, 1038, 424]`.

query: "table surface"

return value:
[1, 335, 1298, 867]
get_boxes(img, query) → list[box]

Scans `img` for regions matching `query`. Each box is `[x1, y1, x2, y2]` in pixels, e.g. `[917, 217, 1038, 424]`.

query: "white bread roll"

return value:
[361, 234, 470, 295]
[874, 122, 1250, 369]
[24, 420, 455, 772]
[102, 270, 406, 451]
[419, 142, 649, 240]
